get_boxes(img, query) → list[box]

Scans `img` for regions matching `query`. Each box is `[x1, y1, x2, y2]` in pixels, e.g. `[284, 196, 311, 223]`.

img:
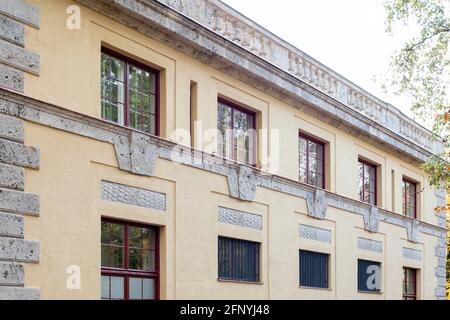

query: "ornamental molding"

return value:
[75, 0, 442, 163]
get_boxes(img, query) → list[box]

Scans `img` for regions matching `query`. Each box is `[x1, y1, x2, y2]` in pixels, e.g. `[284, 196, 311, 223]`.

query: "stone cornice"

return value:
[0, 89, 446, 242]
[76, 0, 441, 164]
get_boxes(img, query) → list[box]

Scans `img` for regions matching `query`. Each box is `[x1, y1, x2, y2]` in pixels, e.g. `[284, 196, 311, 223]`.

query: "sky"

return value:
[221, 0, 416, 119]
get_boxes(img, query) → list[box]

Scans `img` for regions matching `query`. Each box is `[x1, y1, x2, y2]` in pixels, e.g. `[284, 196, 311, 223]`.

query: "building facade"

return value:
[0, 0, 447, 300]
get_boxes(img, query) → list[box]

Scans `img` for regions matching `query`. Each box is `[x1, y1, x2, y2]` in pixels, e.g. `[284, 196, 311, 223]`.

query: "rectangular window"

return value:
[218, 236, 260, 282]
[403, 267, 417, 300]
[101, 49, 159, 135]
[217, 98, 256, 166]
[299, 250, 329, 288]
[299, 134, 325, 188]
[101, 219, 159, 300]
[358, 259, 381, 293]
[358, 160, 377, 205]
[402, 178, 417, 218]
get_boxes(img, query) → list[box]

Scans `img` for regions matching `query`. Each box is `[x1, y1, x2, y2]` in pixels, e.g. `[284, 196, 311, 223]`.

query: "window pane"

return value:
[128, 226, 156, 272]
[101, 222, 124, 268]
[129, 277, 143, 300]
[143, 278, 156, 299]
[218, 237, 260, 282]
[101, 275, 110, 299]
[110, 276, 124, 300]
[299, 250, 329, 288]
[217, 102, 232, 159]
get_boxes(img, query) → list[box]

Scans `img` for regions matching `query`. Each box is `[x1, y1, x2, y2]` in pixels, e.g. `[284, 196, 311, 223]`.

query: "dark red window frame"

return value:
[101, 218, 160, 300]
[299, 132, 326, 189]
[217, 97, 257, 166]
[101, 47, 160, 136]
[402, 267, 417, 300]
[402, 178, 417, 219]
[358, 159, 377, 206]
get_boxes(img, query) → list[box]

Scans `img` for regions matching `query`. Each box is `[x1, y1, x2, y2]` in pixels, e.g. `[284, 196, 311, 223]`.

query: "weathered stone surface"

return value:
[437, 276, 446, 288]
[0, 286, 39, 300]
[0, 211, 23, 238]
[218, 206, 262, 230]
[306, 189, 327, 220]
[435, 287, 446, 297]
[0, 0, 39, 28]
[0, 163, 23, 190]
[237, 165, 259, 201]
[130, 131, 159, 176]
[357, 237, 382, 253]
[0, 261, 24, 285]
[362, 206, 379, 233]
[101, 181, 166, 211]
[402, 247, 422, 261]
[0, 138, 39, 168]
[0, 188, 39, 215]
[0, 113, 23, 141]
[435, 266, 446, 277]
[406, 219, 420, 243]
[0, 237, 39, 262]
[299, 224, 331, 243]
[435, 246, 446, 258]
[0, 64, 23, 92]
[0, 39, 39, 75]
[0, 14, 24, 46]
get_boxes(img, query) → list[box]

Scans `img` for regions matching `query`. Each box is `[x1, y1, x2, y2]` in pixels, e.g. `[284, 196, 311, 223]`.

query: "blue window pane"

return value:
[299, 250, 329, 288]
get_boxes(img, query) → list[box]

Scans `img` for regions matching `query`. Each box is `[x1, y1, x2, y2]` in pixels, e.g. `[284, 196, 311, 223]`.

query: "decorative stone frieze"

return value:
[218, 206, 262, 230]
[362, 206, 379, 233]
[299, 224, 331, 243]
[402, 247, 422, 261]
[357, 237, 382, 253]
[101, 181, 166, 211]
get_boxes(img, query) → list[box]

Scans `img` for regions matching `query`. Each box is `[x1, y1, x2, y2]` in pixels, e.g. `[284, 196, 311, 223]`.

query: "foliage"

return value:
[383, 0, 450, 299]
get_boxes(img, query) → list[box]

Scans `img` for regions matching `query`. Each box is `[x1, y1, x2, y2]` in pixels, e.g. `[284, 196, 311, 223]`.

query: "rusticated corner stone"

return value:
[236, 165, 259, 201]
[306, 189, 327, 220]
[363, 206, 379, 233]
[0, 138, 39, 168]
[0, 64, 24, 93]
[0, 0, 40, 28]
[0, 39, 39, 75]
[406, 219, 420, 243]
[0, 261, 24, 285]
[0, 211, 23, 238]
[0, 14, 25, 46]
[130, 131, 159, 176]
[0, 113, 23, 142]
[0, 237, 39, 263]
[0, 163, 24, 190]
[0, 188, 39, 215]
[0, 287, 39, 300]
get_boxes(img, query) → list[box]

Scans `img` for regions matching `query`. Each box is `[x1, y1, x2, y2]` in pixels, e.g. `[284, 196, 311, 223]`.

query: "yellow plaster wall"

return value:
[21, 0, 442, 299]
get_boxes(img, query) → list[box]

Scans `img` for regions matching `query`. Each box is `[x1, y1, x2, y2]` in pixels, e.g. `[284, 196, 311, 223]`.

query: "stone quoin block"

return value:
[0, 163, 24, 190]
[0, 261, 24, 285]
[0, 0, 40, 28]
[0, 14, 25, 46]
[0, 286, 39, 300]
[0, 64, 24, 93]
[0, 113, 24, 142]
[0, 211, 23, 238]
[0, 188, 39, 215]
[0, 237, 39, 263]
[0, 39, 39, 75]
[0, 138, 39, 168]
